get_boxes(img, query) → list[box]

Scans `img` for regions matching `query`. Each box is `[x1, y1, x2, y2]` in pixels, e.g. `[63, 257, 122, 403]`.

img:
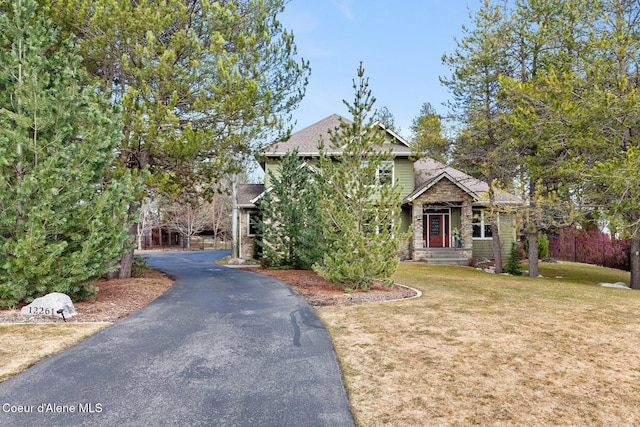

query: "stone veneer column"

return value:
[460, 200, 473, 256]
[412, 201, 423, 259]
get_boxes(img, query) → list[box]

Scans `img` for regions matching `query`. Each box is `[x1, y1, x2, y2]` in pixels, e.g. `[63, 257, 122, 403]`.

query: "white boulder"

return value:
[21, 292, 77, 318]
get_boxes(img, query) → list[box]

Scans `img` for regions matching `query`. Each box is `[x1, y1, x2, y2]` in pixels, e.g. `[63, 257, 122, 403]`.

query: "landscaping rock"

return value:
[599, 282, 631, 290]
[475, 258, 491, 269]
[20, 292, 77, 318]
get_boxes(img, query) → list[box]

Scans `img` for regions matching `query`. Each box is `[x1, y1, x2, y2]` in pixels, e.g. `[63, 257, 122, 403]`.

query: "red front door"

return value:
[426, 214, 450, 248]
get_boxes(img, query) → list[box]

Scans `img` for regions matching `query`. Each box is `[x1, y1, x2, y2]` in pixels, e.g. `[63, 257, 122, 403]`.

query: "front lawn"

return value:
[316, 261, 640, 426]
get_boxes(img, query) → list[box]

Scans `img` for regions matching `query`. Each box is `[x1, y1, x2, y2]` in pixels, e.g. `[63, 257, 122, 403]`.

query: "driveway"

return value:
[0, 251, 354, 426]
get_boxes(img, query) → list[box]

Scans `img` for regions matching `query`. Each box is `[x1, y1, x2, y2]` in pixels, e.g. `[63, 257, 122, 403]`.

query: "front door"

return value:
[425, 213, 450, 248]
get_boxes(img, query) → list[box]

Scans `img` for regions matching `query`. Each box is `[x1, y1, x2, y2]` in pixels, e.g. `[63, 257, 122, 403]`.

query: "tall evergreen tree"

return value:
[499, 0, 593, 277]
[410, 101, 451, 164]
[0, 0, 138, 306]
[257, 150, 324, 269]
[314, 63, 408, 291]
[375, 106, 401, 135]
[572, 0, 640, 287]
[44, 0, 311, 278]
[441, 0, 517, 273]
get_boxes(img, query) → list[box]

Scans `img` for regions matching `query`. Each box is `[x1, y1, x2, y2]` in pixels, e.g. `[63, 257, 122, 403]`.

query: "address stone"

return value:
[21, 292, 77, 318]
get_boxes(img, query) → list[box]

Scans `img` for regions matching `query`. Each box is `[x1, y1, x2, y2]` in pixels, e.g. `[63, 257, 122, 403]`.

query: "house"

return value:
[236, 114, 520, 264]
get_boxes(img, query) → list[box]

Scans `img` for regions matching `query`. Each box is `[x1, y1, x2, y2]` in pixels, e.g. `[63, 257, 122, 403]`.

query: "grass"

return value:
[316, 261, 640, 426]
[2, 260, 639, 426]
[0, 323, 109, 383]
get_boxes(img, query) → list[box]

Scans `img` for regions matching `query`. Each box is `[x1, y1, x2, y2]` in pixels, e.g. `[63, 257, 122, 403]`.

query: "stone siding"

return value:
[239, 209, 259, 260]
[411, 179, 473, 261]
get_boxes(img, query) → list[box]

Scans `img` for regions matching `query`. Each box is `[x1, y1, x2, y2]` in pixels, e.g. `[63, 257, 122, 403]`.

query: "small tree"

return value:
[165, 200, 211, 250]
[314, 63, 409, 291]
[257, 150, 324, 269]
[504, 242, 523, 276]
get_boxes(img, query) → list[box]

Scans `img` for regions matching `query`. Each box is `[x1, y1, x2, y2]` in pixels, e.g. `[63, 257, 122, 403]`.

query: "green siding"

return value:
[263, 159, 280, 187]
[264, 156, 415, 196]
[471, 212, 517, 260]
[393, 158, 415, 198]
[399, 207, 411, 233]
[451, 208, 461, 231]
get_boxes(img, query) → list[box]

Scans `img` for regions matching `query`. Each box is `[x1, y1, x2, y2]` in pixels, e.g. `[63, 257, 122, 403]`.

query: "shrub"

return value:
[524, 233, 549, 259]
[504, 242, 523, 276]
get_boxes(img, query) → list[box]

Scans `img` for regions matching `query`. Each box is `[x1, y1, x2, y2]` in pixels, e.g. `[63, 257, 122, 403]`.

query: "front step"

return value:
[423, 257, 468, 266]
[416, 248, 469, 266]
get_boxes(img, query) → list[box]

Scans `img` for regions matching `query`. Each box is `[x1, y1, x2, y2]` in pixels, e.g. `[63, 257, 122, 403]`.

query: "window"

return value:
[378, 161, 394, 185]
[248, 211, 260, 236]
[472, 209, 493, 239]
[361, 160, 394, 186]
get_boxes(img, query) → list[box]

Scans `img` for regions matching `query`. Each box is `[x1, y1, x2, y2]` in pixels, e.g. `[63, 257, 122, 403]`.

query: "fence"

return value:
[547, 234, 630, 271]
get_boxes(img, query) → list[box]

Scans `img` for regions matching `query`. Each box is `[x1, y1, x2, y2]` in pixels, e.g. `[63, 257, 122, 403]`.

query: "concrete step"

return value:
[422, 257, 468, 266]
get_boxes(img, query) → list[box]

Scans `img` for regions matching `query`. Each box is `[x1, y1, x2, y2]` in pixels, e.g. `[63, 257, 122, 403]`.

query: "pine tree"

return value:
[257, 150, 324, 269]
[45, 0, 311, 278]
[0, 0, 138, 307]
[314, 63, 408, 291]
[504, 242, 523, 276]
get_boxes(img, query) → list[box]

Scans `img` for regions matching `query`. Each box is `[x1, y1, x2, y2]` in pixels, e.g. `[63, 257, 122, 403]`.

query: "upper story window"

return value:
[362, 160, 394, 186]
[472, 209, 493, 239]
[378, 161, 394, 185]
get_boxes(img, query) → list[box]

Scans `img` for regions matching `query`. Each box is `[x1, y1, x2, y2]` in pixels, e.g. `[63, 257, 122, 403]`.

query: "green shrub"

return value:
[539, 234, 549, 259]
[524, 233, 550, 259]
[504, 242, 523, 276]
[132, 256, 151, 277]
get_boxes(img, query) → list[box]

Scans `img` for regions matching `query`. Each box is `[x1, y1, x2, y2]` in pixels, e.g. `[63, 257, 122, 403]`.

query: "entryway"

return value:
[424, 208, 450, 248]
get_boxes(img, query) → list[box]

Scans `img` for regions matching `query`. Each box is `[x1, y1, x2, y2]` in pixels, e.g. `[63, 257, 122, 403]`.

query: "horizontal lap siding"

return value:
[471, 213, 517, 260]
[394, 158, 414, 199]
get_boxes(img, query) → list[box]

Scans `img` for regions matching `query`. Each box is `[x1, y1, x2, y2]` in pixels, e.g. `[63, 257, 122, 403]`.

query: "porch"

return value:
[410, 202, 473, 264]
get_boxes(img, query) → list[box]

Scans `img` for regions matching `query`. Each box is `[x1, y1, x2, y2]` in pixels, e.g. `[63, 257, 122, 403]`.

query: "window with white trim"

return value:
[472, 209, 493, 239]
[361, 160, 394, 186]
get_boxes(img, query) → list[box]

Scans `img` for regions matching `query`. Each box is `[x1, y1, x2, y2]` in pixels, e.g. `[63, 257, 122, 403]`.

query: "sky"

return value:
[279, 0, 481, 140]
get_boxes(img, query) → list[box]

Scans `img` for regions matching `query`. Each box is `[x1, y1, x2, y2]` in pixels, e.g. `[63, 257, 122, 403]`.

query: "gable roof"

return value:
[261, 114, 412, 157]
[405, 158, 521, 205]
[237, 184, 265, 208]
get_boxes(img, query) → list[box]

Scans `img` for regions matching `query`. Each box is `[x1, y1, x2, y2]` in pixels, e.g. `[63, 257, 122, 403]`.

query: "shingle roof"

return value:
[262, 114, 412, 157]
[405, 158, 521, 204]
[237, 184, 265, 207]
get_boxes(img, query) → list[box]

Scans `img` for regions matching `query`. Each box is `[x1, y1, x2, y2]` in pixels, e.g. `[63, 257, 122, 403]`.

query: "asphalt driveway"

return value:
[0, 251, 354, 426]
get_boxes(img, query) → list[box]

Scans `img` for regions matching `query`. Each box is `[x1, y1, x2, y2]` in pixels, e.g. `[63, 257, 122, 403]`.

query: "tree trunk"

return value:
[491, 221, 503, 273]
[118, 221, 137, 279]
[630, 237, 640, 290]
[527, 225, 539, 278]
[116, 200, 141, 279]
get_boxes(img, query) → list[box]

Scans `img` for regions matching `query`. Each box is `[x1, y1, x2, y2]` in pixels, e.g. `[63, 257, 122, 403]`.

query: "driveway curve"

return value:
[0, 250, 354, 427]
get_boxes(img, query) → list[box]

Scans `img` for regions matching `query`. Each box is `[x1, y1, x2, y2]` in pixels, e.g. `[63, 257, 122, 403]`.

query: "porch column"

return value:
[412, 201, 424, 259]
[460, 200, 473, 254]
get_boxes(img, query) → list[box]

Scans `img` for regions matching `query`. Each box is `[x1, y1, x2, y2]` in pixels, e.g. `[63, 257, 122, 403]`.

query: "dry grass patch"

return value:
[0, 268, 173, 383]
[0, 323, 108, 383]
[316, 262, 640, 426]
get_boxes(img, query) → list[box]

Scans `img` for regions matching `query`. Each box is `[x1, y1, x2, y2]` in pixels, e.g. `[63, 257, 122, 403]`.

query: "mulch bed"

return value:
[246, 267, 417, 306]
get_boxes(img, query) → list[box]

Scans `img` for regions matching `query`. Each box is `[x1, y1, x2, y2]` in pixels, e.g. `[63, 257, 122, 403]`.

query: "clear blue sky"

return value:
[279, 0, 480, 139]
